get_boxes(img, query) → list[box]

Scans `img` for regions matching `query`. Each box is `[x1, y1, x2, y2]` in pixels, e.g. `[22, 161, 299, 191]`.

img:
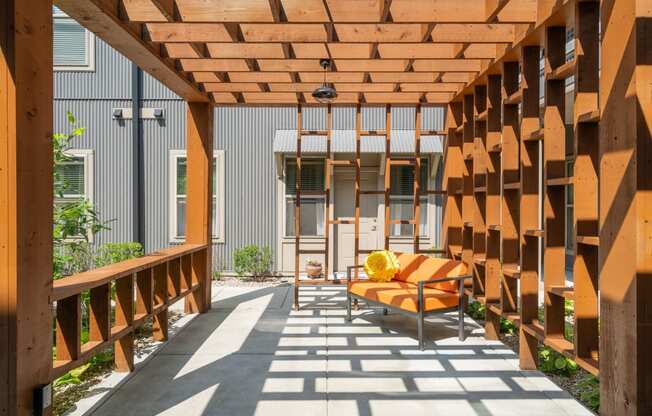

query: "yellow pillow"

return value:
[364, 250, 399, 282]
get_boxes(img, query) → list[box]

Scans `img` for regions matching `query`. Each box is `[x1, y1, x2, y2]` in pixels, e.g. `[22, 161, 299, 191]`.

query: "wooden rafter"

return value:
[57, 0, 541, 104]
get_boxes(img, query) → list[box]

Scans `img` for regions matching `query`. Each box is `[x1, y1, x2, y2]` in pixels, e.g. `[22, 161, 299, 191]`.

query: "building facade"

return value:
[53, 8, 447, 274]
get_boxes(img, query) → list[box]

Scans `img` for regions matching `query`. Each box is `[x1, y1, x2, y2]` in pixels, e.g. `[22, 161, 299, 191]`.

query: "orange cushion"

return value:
[393, 253, 467, 293]
[349, 281, 459, 313]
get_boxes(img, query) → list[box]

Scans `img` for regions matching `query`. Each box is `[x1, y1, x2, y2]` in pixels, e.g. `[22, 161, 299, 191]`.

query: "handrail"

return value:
[51, 243, 210, 380]
[52, 244, 207, 301]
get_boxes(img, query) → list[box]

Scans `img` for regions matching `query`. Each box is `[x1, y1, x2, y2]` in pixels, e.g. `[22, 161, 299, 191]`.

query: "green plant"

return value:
[94, 242, 144, 268]
[232, 245, 272, 280]
[53, 112, 111, 279]
[466, 300, 486, 321]
[500, 317, 517, 335]
[577, 374, 600, 412]
[212, 271, 222, 281]
[538, 346, 579, 376]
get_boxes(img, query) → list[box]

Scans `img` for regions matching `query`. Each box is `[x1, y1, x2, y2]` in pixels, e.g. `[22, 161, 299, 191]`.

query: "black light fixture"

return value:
[312, 59, 337, 103]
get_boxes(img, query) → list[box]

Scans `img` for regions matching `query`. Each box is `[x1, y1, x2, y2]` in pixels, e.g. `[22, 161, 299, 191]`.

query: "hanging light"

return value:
[312, 59, 337, 103]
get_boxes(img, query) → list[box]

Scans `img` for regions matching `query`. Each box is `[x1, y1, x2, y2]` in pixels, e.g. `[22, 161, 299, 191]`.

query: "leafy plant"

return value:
[500, 317, 517, 335]
[94, 242, 144, 268]
[53, 112, 111, 279]
[306, 259, 322, 266]
[232, 245, 272, 280]
[466, 300, 486, 321]
[538, 346, 579, 376]
[577, 375, 600, 412]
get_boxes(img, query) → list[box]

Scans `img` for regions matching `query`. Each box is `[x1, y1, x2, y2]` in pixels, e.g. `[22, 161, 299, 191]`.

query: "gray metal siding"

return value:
[54, 99, 135, 245]
[54, 38, 132, 100]
[214, 106, 296, 271]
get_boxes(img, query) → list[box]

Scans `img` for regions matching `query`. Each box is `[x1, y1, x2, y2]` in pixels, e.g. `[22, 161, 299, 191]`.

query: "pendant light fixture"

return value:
[312, 59, 337, 103]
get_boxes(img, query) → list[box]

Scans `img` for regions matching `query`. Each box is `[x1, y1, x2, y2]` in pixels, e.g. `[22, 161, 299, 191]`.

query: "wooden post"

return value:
[384, 104, 392, 250]
[442, 102, 463, 257]
[461, 95, 474, 273]
[413, 104, 421, 253]
[501, 61, 520, 317]
[472, 85, 487, 298]
[485, 75, 502, 339]
[599, 0, 652, 413]
[185, 101, 213, 313]
[114, 275, 134, 372]
[543, 26, 567, 340]
[0, 1, 54, 414]
[573, 0, 600, 370]
[519, 45, 541, 370]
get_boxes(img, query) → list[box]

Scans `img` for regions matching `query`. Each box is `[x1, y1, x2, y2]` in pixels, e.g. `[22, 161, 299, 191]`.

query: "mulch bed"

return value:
[499, 331, 597, 415]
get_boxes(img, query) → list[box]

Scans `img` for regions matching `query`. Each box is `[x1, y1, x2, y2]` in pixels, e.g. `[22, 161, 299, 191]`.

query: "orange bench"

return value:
[346, 253, 471, 349]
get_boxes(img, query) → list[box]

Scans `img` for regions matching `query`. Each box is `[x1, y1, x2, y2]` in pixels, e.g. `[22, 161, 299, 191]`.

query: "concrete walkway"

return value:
[90, 284, 592, 416]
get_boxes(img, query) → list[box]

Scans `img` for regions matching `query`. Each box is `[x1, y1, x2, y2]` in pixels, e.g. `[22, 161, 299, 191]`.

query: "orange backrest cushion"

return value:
[393, 253, 468, 293]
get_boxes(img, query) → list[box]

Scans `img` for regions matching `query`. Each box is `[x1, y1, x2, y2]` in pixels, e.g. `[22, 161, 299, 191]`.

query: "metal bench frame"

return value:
[345, 265, 472, 350]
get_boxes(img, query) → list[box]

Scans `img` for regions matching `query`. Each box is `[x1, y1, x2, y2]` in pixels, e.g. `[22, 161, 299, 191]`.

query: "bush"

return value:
[232, 245, 272, 280]
[538, 346, 578, 377]
[94, 242, 144, 268]
[467, 300, 486, 321]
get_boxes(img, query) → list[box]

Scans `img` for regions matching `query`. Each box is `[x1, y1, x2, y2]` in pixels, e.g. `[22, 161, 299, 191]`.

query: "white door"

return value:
[334, 170, 380, 272]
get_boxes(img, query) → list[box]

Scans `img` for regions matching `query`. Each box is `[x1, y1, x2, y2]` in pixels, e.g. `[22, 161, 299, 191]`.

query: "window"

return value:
[54, 150, 94, 239]
[169, 150, 225, 243]
[390, 158, 429, 237]
[53, 7, 95, 71]
[285, 158, 325, 236]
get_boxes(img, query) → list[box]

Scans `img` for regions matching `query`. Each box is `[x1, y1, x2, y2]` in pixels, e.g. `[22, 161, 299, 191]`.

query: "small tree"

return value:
[53, 112, 111, 279]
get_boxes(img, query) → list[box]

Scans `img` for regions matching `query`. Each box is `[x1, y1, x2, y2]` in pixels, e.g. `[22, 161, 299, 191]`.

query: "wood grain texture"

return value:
[0, 1, 54, 414]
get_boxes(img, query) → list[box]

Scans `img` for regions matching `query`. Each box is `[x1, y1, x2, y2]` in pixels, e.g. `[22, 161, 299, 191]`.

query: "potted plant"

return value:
[305, 259, 323, 277]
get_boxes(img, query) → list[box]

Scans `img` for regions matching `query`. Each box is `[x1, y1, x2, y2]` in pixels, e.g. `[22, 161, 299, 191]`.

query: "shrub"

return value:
[500, 317, 517, 335]
[94, 242, 144, 268]
[232, 245, 272, 280]
[467, 300, 486, 321]
[538, 346, 578, 376]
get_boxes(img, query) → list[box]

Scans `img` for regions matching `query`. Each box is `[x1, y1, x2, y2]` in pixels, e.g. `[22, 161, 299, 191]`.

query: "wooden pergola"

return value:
[0, 0, 650, 415]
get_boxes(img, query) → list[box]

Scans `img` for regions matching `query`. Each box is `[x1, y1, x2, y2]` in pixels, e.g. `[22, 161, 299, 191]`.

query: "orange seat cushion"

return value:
[349, 281, 459, 313]
[393, 253, 467, 292]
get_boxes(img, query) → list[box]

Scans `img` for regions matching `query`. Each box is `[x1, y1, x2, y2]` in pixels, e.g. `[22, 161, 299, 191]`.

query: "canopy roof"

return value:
[55, 0, 543, 105]
[273, 130, 444, 153]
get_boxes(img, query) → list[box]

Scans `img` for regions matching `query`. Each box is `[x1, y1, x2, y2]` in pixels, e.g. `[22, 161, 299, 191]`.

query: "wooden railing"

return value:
[51, 243, 209, 380]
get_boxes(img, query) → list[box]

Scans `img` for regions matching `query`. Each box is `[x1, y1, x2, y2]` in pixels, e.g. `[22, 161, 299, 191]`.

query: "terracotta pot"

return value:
[305, 264, 323, 277]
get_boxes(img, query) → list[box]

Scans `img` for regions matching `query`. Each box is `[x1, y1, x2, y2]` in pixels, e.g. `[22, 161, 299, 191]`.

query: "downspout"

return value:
[132, 63, 145, 248]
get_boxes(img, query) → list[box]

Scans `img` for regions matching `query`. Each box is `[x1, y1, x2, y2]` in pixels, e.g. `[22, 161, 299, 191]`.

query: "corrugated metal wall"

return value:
[53, 99, 135, 245]
[55, 34, 447, 272]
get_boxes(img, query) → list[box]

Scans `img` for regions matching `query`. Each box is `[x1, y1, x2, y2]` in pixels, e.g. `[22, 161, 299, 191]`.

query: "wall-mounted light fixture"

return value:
[111, 108, 165, 120]
[112, 108, 123, 119]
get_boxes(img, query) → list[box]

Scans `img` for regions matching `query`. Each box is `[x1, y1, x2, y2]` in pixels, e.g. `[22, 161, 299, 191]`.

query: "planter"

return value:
[305, 264, 323, 277]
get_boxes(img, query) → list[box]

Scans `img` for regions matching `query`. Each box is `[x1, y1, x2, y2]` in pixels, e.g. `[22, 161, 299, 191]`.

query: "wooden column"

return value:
[599, 0, 652, 413]
[543, 26, 567, 341]
[485, 74, 502, 339]
[443, 102, 463, 258]
[519, 45, 541, 370]
[185, 102, 214, 313]
[472, 86, 487, 299]
[461, 95, 475, 273]
[573, 0, 600, 372]
[0, 1, 54, 415]
[501, 61, 521, 318]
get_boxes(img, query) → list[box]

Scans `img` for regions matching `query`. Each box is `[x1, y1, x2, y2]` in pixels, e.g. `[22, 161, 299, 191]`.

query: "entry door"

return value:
[334, 170, 380, 272]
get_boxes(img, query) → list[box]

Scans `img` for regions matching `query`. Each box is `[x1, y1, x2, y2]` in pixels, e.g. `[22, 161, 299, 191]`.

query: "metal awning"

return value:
[273, 130, 444, 154]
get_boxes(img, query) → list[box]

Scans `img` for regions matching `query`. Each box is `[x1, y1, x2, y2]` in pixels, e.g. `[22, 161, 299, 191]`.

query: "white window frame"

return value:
[55, 149, 95, 242]
[283, 156, 326, 238]
[169, 149, 225, 244]
[53, 8, 95, 72]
